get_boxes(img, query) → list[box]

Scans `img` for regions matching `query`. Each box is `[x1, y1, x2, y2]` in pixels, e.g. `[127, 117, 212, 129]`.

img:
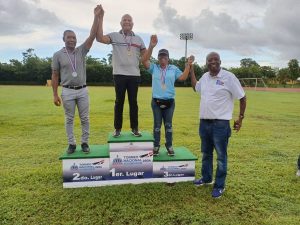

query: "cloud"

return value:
[1, 0, 299, 67]
[154, 0, 300, 61]
[154, 0, 265, 55]
[0, 0, 61, 35]
[215, 0, 268, 4]
[263, 0, 300, 59]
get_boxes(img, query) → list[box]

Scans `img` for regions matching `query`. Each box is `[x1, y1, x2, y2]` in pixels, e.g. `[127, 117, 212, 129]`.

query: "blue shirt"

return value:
[148, 63, 182, 99]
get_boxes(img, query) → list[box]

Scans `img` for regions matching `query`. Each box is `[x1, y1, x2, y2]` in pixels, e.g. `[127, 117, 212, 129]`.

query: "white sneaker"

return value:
[296, 169, 300, 177]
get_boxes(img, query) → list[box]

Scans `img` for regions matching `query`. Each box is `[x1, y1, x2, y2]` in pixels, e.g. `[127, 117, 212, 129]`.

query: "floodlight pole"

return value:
[185, 39, 188, 59]
[180, 33, 193, 86]
[180, 33, 193, 59]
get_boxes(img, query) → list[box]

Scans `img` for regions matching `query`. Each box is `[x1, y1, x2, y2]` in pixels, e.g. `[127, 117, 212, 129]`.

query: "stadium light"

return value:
[180, 33, 193, 59]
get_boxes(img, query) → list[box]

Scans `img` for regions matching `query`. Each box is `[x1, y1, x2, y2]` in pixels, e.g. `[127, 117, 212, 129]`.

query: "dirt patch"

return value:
[244, 87, 300, 93]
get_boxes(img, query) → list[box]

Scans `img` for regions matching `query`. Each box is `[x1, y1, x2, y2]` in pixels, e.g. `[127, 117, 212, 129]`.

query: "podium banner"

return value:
[153, 161, 195, 178]
[59, 135, 198, 188]
[63, 158, 110, 182]
[109, 150, 153, 180]
[109, 142, 153, 152]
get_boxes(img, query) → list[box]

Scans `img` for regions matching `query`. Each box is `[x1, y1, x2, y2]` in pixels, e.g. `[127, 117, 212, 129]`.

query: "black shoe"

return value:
[153, 147, 160, 156]
[67, 144, 76, 154]
[131, 128, 142, 137]
[81, 143, 90, 154]
[113, 129, 121, 138]
[167, 146, 175, 156]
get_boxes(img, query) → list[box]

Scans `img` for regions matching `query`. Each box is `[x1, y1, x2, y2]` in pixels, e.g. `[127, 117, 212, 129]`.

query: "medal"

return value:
[65, 47, 77, 78]
[122, 30, 133, 57]
[72, 72, 77, 77]
[161, 84, 166, 90]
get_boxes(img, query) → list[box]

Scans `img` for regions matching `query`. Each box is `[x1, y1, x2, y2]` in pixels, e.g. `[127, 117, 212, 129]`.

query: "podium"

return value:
[59, 131, 197, 188]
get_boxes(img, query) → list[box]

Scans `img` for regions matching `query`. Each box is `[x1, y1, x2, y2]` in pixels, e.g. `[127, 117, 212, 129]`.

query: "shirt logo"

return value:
[216, 80, 224, 86]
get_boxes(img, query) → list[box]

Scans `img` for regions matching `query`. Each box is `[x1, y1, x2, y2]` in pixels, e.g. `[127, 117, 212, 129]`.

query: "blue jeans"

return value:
[151, 99, 175, 148]
[199, 119, 231, 189]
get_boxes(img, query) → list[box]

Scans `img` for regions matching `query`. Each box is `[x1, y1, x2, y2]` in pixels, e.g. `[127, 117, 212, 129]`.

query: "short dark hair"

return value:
[63, 30, 75, 40]
[206, 52, 220, 61]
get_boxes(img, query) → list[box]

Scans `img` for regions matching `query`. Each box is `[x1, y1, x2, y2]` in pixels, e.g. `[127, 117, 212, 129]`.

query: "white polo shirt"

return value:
[195, 69, 245, 120]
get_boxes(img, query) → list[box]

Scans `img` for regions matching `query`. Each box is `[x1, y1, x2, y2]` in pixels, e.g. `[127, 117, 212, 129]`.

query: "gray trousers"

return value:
[61, 87, 89, 145]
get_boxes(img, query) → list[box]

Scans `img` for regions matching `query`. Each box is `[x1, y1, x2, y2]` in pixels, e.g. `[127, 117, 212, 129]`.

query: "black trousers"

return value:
[113, 75, 140, 130]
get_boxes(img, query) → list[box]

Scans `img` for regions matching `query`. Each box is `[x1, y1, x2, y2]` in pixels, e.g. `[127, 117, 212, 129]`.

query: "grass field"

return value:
[0, 85, 299, 225]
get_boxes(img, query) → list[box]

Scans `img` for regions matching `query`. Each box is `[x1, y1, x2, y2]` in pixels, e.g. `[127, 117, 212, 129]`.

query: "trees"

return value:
[288, 59, 300, 85]
[277, 68, 290, 86]
[240, 58, 259, 68]
[0, 48, 51, 83]
[230, 58, 262, 79]
[0, 50, 299, 87]
[230, 58, 277, 84]
[260, 66, 276, 79]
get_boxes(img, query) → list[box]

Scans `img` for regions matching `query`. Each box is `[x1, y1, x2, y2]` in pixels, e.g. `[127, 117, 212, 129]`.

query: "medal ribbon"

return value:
[122, 30, 132, 52]
[160, 67, 167, 87]
[65, 47, 76, 73]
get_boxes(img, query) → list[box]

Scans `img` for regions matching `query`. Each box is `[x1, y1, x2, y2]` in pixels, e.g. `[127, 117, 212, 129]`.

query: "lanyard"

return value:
[65, 48, 76, 72]
[160, 66, 167, 86]
[122, 30, 132, 52]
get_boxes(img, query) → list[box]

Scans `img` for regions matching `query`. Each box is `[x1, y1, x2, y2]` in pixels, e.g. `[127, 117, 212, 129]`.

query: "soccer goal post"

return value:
[239, 78, 267, 91]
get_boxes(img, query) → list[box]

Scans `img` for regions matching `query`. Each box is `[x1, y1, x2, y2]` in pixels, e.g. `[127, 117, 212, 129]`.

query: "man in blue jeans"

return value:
[190, 52, 247, 198]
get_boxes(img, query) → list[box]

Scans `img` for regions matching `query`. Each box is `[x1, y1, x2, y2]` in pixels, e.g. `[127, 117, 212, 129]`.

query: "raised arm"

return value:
[83, 5, 102, 50]
[142, 35, 158, 69]
[96, 5, 111, 44]
[177, 55, 195, 81]
[51, 70, 61, 106]
[190, 63, 197, 91]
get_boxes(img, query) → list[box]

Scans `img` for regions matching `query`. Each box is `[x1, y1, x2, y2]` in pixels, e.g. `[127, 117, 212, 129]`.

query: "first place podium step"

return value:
[59, 131, 198, 188]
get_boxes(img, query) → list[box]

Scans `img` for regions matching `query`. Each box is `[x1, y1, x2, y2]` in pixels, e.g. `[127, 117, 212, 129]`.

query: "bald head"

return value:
[121, 14, 133, 21]
[120, 14, 134, 33]
[206, 52, 220, 62]
[206, 52, 221, 76]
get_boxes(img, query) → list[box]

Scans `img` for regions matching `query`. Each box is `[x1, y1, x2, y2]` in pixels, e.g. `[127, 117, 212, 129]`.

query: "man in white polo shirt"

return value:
[96, 8, 146, 138]
[190, 52, 246, 198]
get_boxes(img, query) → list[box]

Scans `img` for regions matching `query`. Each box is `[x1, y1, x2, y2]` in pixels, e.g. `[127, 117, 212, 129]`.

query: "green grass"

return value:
[0, 85, 299, 225]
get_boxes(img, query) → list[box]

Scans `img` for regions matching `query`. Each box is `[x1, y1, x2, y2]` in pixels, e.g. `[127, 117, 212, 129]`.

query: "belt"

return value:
[200, 119, 228, 122]
[153, 98, 174, 102]
[63, 85, 86, 90]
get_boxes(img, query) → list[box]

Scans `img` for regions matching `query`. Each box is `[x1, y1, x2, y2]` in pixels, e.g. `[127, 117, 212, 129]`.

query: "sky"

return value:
[1, 0, 300, 68]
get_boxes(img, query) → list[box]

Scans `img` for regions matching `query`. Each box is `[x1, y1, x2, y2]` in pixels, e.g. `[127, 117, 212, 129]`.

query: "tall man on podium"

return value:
[51, 5, 103, 154]
[96, 7, 147, 138]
